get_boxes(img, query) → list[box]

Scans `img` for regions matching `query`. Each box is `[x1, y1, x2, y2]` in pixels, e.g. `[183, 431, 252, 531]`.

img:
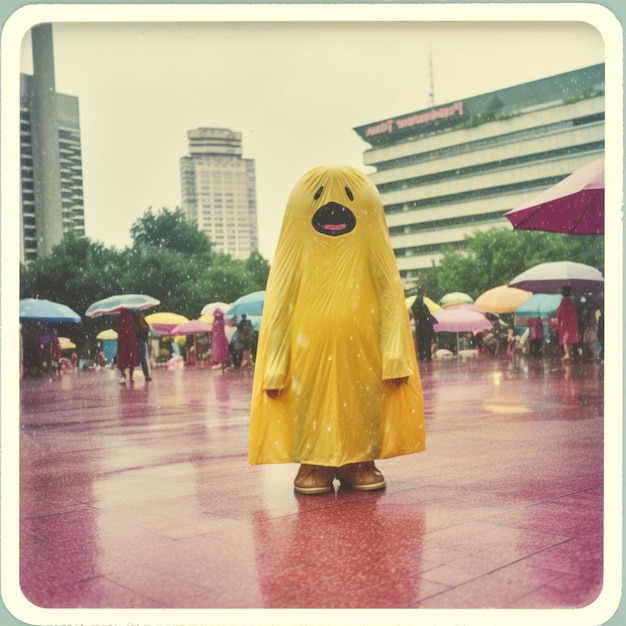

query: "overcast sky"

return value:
[18, 7, 606, 260]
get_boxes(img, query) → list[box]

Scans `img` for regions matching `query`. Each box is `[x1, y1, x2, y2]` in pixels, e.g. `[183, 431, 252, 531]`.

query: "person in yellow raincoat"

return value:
[249, 165, 426, 494]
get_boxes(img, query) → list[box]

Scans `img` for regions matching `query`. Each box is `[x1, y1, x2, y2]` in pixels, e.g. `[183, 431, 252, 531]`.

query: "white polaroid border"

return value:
[1, 3, 623, 626]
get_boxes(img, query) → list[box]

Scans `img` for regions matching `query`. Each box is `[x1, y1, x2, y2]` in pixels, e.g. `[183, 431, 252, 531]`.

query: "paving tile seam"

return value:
[90, 574, 166, 608]
[530, 562, 604, 583]
[91, 452, 250, 478]
[522, 484, 604, 510]
[512, 576, 603, 609]
[416, 540, 577, 605]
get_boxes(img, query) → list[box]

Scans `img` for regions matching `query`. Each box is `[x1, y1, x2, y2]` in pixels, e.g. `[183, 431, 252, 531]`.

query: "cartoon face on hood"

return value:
[281, 164, 388, 243]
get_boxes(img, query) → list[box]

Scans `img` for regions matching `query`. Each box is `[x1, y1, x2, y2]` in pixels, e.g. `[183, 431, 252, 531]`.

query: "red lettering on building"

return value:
[365, 119, 395, 137]
[363, 101, 464, 137]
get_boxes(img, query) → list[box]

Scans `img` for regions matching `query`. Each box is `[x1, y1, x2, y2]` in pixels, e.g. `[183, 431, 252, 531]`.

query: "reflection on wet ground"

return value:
[13, 355, 611, 619]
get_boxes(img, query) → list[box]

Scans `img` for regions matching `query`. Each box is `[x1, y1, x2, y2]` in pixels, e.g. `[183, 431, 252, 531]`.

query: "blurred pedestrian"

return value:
[209, 308, 231, 370]
[114, 308, 140, 383]
[133, 311, 152, 380]
[556, 286, 579, 361]
[22, 323, 43, 377]
[527, 317, 544, 357]
[237, 318, 256, 368]
[579, 296, 599, 361]
[410, 294, 435, 362]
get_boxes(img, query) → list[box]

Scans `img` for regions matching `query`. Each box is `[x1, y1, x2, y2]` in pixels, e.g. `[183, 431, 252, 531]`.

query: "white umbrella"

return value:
[509, 261, 604, 294]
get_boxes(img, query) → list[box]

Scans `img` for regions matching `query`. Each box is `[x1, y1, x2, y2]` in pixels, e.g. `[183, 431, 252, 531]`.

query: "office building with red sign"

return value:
[353, 63, 604, 289]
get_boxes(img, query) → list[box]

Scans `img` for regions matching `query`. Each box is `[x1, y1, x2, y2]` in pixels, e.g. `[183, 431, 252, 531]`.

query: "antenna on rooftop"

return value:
[428, 48, 435, 106]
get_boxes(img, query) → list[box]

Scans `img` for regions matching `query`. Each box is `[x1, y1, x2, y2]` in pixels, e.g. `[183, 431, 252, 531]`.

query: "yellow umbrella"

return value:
[406, 295, 440, 313]
[58, 337, 76, 350]
[474, 285, 533, 314]
[96, 328, 118, 340]
[145, 312, 189, 334]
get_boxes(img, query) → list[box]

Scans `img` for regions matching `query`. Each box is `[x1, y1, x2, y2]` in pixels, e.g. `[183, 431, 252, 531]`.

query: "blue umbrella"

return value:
[226, 291, 265, 317]
[19, 298, 81, 323]
[513, 293, 563, 327]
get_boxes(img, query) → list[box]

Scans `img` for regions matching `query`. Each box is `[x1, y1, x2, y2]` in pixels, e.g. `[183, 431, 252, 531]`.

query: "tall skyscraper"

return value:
[180, 127, 259, 260]
[354, 64, 604, 290]
[20, 25, 86, 264]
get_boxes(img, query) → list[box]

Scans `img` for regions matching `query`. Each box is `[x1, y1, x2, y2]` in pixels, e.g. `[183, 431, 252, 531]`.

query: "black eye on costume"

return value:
[314, 186, 324, 200]
[345, 187, 354, 201]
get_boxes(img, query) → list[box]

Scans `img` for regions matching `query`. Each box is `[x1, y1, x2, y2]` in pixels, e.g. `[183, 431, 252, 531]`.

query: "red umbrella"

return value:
[504, 157, 604, 235]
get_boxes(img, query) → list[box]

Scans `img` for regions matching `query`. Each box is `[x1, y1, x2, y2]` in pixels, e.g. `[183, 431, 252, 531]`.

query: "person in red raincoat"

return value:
[209, 309, 231, 370]
[556, 286, 580, 361]
[114, 308, 140, 383]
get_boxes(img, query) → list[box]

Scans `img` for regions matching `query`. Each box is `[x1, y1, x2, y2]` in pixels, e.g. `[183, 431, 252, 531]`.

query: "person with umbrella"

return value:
[556, 286, 580, 362]
[133, 311, 152, 380]
[114, 308, 140, 383]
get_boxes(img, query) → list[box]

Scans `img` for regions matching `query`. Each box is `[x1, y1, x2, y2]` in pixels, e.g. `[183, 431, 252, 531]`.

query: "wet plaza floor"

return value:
[6, 354, 622, 624]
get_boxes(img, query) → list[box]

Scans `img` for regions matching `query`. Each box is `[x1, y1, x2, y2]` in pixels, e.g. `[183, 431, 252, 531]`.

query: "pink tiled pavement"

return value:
[11, 355, 615, 620]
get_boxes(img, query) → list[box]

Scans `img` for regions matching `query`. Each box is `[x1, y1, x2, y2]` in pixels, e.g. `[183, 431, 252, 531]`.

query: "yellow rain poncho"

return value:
[249, 165, 425, 467]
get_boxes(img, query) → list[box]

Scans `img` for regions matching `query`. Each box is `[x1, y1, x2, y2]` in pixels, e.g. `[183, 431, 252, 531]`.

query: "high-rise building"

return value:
[180, 127, 259, 260]
[353, 64, 605, 290]
[20, 73, 85, 264]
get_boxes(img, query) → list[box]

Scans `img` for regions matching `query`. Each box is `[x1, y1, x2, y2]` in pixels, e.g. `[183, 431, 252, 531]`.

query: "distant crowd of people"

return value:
[505, 287, 603, 362]
[409, 286, 603, 363]
[21, 323, 78, 378]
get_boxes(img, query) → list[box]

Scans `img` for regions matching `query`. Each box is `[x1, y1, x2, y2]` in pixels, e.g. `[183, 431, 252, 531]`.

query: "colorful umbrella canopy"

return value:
[19, 298, 81, 323]
[513, 293, 563, 327]
[96, 328, 118, 340]
[58, 337, 77, 350]
[439, 292, 474, 308]
[504, 157, 604, 235]
[170, 319, 213, 336]
[432, 308, 493, 333]
[405, 295, 441, 313]
[85, 293, 160, 317]
[227, 291, 265, 317]
[145, 312, 189, 334]
[474, 285, 533, 314]
[443, 303, 490, 317]
[432, 308, 493, 360]
[509, 261, 604, 294]
[200, 302, 230, 317]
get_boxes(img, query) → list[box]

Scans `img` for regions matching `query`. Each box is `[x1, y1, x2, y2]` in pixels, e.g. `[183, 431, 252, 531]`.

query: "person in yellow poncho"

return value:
[249, 165, 426, 494]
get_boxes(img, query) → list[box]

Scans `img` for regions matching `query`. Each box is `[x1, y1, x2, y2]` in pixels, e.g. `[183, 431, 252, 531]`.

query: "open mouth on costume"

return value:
[312, 202, 356, 237]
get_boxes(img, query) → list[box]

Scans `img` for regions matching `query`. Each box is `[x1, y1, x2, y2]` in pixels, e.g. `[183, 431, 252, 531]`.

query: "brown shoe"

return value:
[336, 462, 386, 491]
[294, 464, 335, 495]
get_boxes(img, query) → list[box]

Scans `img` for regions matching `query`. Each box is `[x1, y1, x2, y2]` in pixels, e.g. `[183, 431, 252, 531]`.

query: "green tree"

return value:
[19, 207, 273, 355]
[244, 250, 271, 289]
[130, 207, 213, 256]
[20, 233, 125, 317]
[413, 228, 604, 301]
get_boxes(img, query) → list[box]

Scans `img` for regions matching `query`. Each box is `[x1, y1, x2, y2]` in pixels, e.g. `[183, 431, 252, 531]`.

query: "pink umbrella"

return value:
[432, 309, 493, 333]
[442, 303, 489, 317]
[170, 319, 213, 367]
[432, 308, 493, 359]
[170, 319, 213, 335]
[504, 157, 604, 234]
